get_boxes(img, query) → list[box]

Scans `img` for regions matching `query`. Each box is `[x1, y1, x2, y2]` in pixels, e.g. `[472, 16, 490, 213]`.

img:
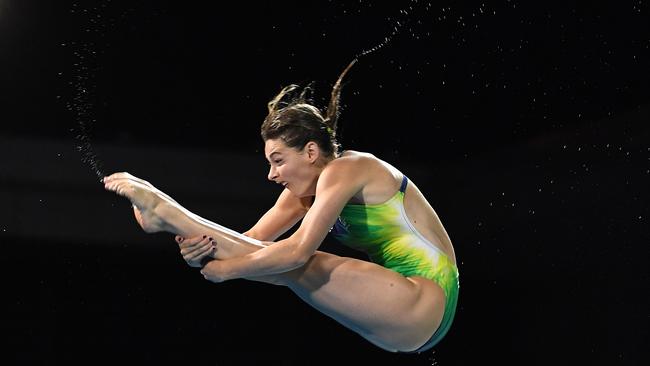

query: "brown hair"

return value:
[261, 59, 357, 158]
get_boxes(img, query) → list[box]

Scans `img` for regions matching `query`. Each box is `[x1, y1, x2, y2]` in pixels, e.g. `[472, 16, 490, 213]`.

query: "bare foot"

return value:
[104, 172, 169, 233]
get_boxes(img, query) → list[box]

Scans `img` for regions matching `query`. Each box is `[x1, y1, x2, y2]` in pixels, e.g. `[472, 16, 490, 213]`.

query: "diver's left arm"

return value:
[201, 160, 365, 282]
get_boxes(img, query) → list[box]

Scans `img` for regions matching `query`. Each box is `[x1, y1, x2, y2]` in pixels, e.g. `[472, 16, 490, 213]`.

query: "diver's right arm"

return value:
[177, 188, 309, 267]
[243, 188, 310, 241]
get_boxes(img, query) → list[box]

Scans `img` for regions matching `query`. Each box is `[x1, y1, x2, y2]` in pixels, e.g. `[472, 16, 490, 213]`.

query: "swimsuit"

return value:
[331, 175, 459, 352]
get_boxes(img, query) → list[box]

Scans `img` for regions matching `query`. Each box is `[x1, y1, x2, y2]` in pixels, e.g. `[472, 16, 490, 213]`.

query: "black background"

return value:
[1, 1, 648, 365]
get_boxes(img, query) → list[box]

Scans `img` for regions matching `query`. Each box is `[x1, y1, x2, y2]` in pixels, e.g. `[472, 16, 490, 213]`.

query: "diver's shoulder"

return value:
[338, 149, 378, 161]
[336, 150, 387, 170]
[338, 150, 403, 182]
[326, 150, 377, 173]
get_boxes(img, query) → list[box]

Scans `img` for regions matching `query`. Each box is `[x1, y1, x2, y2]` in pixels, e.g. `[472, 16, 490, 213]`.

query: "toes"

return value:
[103, 172, 130, 182]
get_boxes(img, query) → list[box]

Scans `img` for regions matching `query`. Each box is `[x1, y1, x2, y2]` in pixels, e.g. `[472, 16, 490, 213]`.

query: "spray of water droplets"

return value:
[355, 1, 434, 59]
[63, 2, 114, 180]
[66, 52, 104, 179]
[425, 350, 441, 365]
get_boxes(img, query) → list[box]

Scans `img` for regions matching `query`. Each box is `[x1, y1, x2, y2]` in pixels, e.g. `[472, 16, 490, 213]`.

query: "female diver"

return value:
[103, 60, 459, 353]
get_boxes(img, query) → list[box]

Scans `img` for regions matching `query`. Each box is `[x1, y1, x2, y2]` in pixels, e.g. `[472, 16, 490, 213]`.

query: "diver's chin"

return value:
[287, 185, 306, 198]
[284, 184, 296, 196]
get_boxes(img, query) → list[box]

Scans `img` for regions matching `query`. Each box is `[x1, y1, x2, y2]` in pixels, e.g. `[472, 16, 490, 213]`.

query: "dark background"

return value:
[1, 1, 648, 365]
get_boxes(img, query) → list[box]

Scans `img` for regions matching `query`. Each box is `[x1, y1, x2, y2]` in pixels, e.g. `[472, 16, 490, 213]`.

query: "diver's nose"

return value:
[268, 165, 278, 182]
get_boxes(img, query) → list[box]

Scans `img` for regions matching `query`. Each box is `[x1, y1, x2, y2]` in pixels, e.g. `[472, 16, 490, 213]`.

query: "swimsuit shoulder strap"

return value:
[399, 175, 408, 193]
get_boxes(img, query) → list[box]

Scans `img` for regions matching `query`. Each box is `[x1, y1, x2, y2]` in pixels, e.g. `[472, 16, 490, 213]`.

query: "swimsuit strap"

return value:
[399, 175, 408, 193]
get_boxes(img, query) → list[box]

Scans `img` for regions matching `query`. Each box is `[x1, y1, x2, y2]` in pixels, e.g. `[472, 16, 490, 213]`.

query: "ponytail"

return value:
[261, 59, 357, 158]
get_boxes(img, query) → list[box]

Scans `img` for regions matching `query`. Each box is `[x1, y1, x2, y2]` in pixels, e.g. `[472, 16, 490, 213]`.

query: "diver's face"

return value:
[264, 138, 318, 197]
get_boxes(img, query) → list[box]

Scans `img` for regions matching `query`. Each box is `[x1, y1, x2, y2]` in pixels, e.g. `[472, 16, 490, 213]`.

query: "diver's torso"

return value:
[321, 150, 456, 265]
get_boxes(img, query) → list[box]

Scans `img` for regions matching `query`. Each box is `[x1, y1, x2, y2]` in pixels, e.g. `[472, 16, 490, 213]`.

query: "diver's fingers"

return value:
[179, 235, 212, 255]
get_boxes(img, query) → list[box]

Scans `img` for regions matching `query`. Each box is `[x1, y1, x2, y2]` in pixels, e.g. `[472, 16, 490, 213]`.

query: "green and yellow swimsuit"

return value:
[331, 175, 459, 352]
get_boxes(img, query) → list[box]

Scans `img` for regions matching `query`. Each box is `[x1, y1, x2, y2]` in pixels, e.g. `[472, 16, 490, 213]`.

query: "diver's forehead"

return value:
[264, 139, 287, 158]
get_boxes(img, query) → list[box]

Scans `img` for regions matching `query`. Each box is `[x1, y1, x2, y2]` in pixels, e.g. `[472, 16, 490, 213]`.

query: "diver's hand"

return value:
[176, 235, 217, 268]
[200, 259, 230, 283]
[103, 172, 167, 233]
